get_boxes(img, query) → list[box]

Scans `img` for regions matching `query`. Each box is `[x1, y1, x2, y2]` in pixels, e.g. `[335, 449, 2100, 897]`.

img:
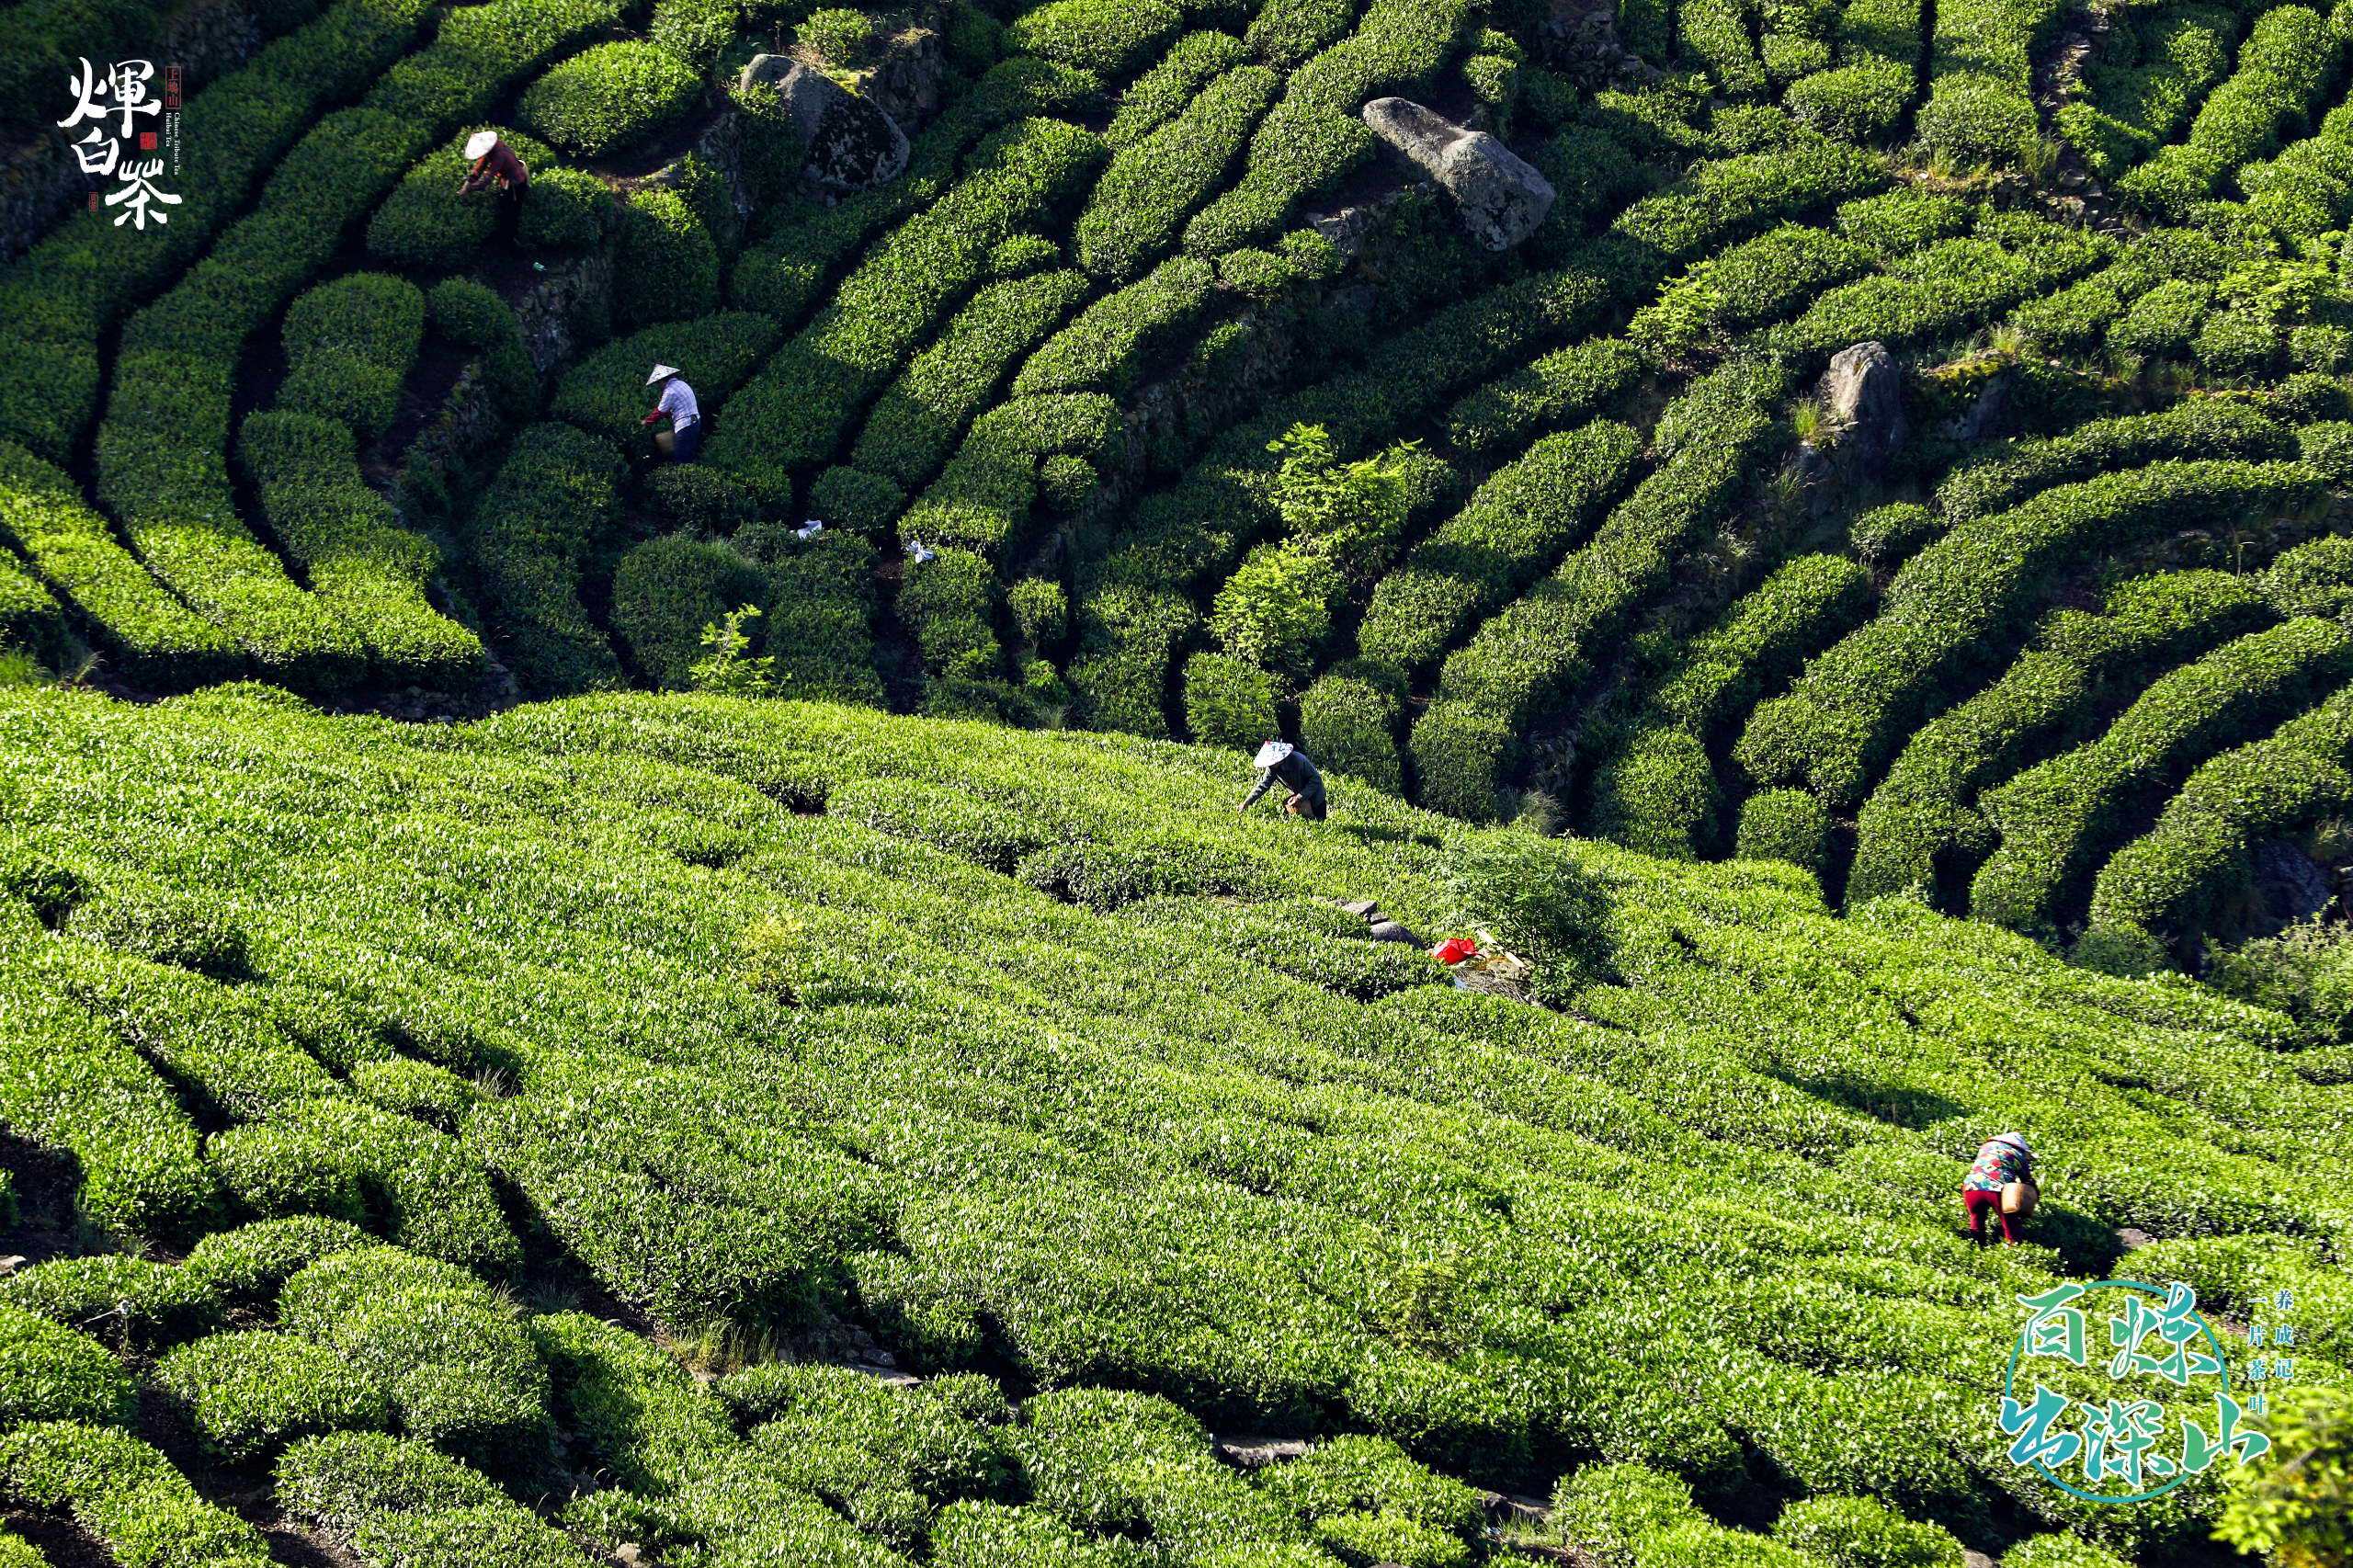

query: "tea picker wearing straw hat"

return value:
[1962, 1131, 2038, 1245]
[641, 365, 702, 462]
[457, 130, 530, 198]
[1240, 741, 1327, 822]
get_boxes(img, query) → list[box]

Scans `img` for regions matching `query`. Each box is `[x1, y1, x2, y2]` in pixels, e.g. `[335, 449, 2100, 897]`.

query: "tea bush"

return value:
[1847, 571, 2266, 905]
[612, 536, 767, 688]
[1972, 617, 2353, 937]
[712, 117, 1106, 502]
[0, 1421, 275, 1566]
[0, 1305, 133, 1430]
[1076, 65, 1280, 279]
[853, 271, 1090, 489]
[1010, 0, 1183, 78]
[278, 1246, 550, 1468]
[519, 40, 701, 156]
[1737, 461, 2323, 808]
[156, 1330, 392, 1461]
[1110, 30, 1254, 146]
[2116, 6, 2336, 218]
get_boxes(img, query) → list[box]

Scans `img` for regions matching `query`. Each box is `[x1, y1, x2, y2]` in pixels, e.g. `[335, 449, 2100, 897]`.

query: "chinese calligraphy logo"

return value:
[2001, 1279, 2271, 1505]
[58, 58, 184, 231]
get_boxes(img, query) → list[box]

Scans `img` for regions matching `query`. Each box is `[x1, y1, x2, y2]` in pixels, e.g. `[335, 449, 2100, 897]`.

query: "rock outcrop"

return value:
[735, 56, 908, 193]
[1818, 340, 1906, 472]
[1360, 97, 1556, 252]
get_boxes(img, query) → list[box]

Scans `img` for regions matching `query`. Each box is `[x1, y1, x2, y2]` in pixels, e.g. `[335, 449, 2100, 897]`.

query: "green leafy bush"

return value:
[518, 40, 701, 156]
[0, 1304, 133, 1430]
[67, 883, 249, 979]
[468, 423, 628, 695]
[181, 1216, 377, 1307]
[278, 1246, 551, 1470]
[1300, 669, 1404, 794]
[1972, 617, 2353, 937]
[366, 130, 550, 269]
[1258, 1434, 1483, 1566]
[1017, 257, 1220, 394]
[209, 1095, 519, 1273]
[349, 1056, 477, 1131]
[0, 1421, 276, 1566]
[1184, 653, 1279, 750]
[2214, 1384, 2353, 1568]
[854, 270, 1090, 490]
[1447, 832, 1620, 1003]
[2, 1256, 217, 1352]
[1078, 65, 1279, 278]
[1009, 0, 1182, 77]
[1773, 1495, 1963, 1568]
[1849, 569, 2263, 905]
[809, 467, 909, 535]
[612, 536, 767, 689]
[278, 1429, 585, 1564]
[1739, 460, 2324, 808]
[237, 411, 486, 691]
[1554, 1462, 1707, 1567]
[157, 1330, 391, 1461]
[1109, 30, 1252, 147]
[614, 186, 722, 329]
[901, 393, 1123, 559]
[798, 6, 883, 67]
[518, 165, 613, 249]
[649, 465, 758, 536]
[760, 532, 887, 703]
[2115, 6, 2336, 219]
[714, 118, 1107, 503]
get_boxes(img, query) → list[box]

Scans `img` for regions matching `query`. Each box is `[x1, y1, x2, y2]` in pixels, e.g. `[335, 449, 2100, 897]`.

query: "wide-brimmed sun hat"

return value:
[1253, 741, 1294, 768]
[1995, 1131, 2031, 1155]
[464, 131, 499, 160]
[646, 364, 679, 386]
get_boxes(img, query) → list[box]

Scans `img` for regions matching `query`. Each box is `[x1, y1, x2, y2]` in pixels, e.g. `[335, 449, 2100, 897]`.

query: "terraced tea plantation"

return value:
[0, 687, 2343, 1565]
[2, 0, 2352, 1560]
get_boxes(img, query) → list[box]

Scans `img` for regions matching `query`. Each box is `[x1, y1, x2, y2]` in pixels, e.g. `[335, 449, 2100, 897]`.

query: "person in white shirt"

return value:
[640, 364, 702, 461]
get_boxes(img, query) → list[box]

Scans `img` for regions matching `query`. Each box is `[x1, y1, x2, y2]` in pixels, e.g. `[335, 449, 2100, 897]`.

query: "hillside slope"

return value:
[0, 685, 2345, 1562]
[7, 0, 2353, 985]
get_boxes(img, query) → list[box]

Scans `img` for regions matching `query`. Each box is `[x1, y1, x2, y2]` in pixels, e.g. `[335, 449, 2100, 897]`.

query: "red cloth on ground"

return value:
[1963, 1187, 2020, 1245]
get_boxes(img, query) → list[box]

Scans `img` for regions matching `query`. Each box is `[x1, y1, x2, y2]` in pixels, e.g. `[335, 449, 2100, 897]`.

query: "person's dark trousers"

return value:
[668, 420, 703, 462]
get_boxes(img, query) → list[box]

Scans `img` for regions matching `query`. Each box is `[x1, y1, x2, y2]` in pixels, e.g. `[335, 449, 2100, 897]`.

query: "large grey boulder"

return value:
[735, 56, 908, 192]
[1819, 340, 1905, 470]
[1361, 97, 1556, 251]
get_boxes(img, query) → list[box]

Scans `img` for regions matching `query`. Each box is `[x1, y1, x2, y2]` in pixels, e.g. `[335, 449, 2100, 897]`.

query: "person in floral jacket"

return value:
[1963, 1131, 2034, 1245]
